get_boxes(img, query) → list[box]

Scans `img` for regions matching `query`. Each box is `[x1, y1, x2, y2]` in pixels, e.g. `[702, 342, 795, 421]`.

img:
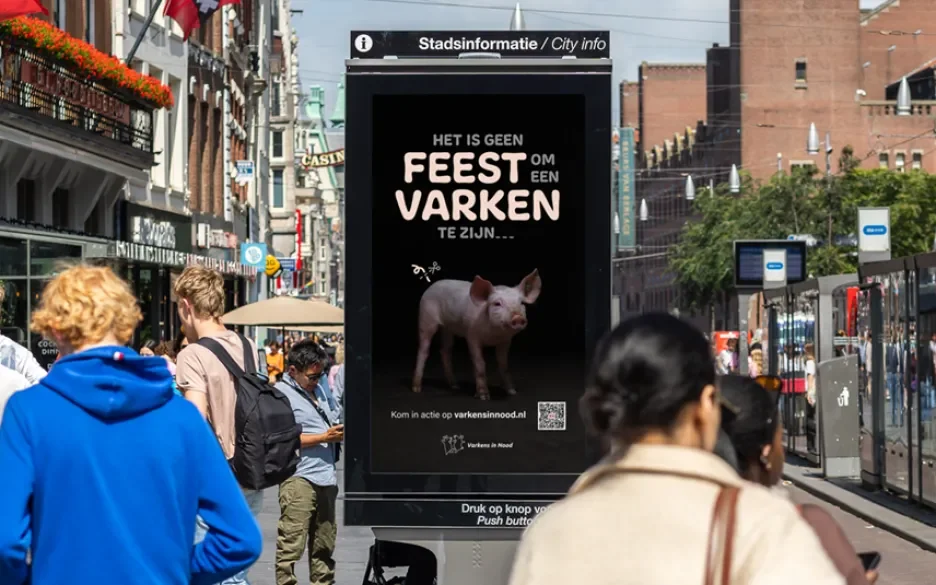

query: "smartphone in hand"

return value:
[858, 552, 881, 571]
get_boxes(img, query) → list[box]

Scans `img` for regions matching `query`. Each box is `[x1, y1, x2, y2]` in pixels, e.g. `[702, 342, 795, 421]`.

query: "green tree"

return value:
[670, 149, 936, 311]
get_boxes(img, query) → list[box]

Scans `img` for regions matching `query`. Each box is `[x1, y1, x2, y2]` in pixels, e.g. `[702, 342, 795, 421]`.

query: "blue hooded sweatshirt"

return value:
[0, 346, 262, 585]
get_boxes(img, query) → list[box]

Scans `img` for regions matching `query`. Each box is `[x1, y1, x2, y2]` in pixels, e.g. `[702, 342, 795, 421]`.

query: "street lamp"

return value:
[685, 175, 695, 201]
[897, 76, 912, 116]
[729, 164, 741, 194]
[639, 198, 649, 222]
[807, 123, 834, 175]
[807, 122, 820, 155]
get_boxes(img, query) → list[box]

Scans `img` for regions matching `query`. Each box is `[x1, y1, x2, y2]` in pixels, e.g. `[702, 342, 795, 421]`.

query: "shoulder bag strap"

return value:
[235, 332, 256, 374]
[571, 464, 739, 585]
[287, 378, 340, 460]
[287, 378, 335, 428]
[197, 337, 247, 380]
[704, 486, 740, 585]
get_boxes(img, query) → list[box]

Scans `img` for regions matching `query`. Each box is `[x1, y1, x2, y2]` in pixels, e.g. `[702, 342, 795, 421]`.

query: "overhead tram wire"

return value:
[328, 0, 936, 36]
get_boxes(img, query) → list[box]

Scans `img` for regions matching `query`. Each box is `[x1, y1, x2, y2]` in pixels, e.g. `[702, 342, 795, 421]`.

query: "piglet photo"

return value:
[412, 269, 542, 400]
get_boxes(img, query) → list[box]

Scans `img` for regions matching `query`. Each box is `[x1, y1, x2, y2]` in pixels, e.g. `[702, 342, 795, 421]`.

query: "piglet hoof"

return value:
[412, 385, 422, 394]
[475, 389, 490, 401]
[506, 388, 517, 396]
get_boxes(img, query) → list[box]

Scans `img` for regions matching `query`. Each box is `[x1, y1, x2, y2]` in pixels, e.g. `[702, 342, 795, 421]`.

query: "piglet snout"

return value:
[510, 314, 527, 330]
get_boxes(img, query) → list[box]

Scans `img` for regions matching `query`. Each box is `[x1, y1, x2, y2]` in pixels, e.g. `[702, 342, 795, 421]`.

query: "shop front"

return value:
[109, 201, 195, 347]
[193, 212, 250, 318]
[89, 239, 255, 347]
[0, 224, 108, 371]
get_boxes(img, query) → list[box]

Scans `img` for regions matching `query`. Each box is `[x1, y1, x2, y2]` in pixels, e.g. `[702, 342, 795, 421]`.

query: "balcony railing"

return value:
[860, 100, 936, 117]
[0, 41, 154, 154]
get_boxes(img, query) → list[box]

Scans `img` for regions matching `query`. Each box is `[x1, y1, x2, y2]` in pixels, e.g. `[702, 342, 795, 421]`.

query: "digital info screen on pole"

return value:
[343, 39, 611, 526]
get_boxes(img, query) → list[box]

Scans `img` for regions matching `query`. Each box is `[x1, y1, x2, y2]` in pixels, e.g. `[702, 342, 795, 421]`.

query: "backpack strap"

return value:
[197, 337, 247, 380]
[235, 332, 256, 374]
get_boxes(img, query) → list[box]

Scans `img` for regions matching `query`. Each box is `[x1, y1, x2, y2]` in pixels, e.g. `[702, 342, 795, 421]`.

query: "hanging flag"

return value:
[164, 0, 240, 41]
[0, 0, 48, 20]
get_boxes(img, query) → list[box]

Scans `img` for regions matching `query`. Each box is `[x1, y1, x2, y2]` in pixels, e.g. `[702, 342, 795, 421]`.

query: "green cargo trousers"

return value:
[275, 476, 339, 585]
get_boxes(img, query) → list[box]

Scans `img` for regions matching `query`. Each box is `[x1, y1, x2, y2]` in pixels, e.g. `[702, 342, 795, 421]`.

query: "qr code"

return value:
[537, 401, 567, 431]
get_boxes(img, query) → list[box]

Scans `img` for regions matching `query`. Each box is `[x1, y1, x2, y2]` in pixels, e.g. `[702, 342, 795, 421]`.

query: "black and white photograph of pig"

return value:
[411, 269, 542, 400]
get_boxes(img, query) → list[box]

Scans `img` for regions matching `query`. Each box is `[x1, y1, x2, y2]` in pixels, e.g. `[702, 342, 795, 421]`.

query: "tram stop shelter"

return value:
[760, 274, 859, 477]
[857, 252, 936, 509]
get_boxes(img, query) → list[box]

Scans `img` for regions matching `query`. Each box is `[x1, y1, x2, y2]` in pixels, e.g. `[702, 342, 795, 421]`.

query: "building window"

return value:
[52, 189, 69, 227]
[878, 152, 889, 169]
[53, 0, 65, 29]
[272, 131, 283, 158]
[272, 170, 284, 208]
[85, 0, 94, 43]
[319, 238, 326, 260]
[272, 0, 280, 32]
[16, 180, 34, 222]
[795, 59, 807, 87]
[271, 80, 281, 117]
[912, 151, 923, 170]
[895, 152, 905, 172]
[790, 161, 816, 173]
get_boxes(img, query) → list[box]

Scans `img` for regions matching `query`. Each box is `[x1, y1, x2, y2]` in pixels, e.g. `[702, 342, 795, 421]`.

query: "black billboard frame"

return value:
[344, 58, 612, 527]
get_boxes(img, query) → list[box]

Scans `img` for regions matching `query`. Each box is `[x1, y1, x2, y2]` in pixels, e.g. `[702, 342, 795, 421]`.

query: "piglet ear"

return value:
[517, 269, 542, 304]
[469, 276, 494, 305]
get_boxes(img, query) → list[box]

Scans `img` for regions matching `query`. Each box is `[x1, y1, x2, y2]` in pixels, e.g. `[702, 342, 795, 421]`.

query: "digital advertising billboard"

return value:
[344, 40, 611, 527]
[370, 92, 586, 475]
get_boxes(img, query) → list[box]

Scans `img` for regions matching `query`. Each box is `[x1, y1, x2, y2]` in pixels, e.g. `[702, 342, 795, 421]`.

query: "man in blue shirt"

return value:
[274, 340, 343, 585]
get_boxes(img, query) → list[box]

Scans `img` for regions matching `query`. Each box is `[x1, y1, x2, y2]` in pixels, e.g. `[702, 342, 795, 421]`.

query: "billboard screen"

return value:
[733, 240, 808, 288]
[344, 60, 611, 526]
[371, 92, 586, 474]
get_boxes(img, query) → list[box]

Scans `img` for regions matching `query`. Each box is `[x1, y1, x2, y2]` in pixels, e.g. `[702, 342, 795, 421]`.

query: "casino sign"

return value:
[300, 148, 345, 169]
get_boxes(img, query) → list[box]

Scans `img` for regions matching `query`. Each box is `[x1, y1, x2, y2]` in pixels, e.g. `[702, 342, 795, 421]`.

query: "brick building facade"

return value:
[635, 63, 706, 159]
[616, 0, 936, 330]
[620, 81, 639, 131]
[189, 20, 226, 220]
[37, 0, 112, 53]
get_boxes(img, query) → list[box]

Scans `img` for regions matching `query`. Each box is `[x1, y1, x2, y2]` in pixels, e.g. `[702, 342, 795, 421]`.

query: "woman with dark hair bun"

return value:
[508, 313, 845, 585]
[717, 375, 877, 585]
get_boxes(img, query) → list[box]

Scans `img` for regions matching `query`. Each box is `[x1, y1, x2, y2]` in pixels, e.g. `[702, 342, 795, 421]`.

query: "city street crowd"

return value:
[0, 266, 894, 585]
[0, 264, 345, 585]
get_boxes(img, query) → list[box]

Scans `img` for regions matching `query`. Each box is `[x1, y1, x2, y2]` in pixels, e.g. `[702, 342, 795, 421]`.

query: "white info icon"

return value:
[355, 34, 374, 53]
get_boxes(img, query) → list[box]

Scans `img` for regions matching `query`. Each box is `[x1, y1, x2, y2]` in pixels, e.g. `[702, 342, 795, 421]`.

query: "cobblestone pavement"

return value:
[787, 483, 936, 585]
[243, 472, 936, 585]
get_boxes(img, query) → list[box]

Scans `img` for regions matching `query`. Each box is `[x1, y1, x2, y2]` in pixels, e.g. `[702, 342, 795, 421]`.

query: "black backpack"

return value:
[197, 333, 301, 490]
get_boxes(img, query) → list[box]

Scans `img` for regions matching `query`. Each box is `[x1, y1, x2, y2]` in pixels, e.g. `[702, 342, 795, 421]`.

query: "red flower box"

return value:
[0, 16, 174, 109]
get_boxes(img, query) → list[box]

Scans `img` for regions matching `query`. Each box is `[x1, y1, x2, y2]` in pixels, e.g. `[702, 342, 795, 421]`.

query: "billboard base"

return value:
[371, 527, 523, 585]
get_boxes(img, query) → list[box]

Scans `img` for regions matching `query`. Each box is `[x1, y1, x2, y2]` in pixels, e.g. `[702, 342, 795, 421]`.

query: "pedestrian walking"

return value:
[174, 266, 267, 585]
[0, 284, 46, 383]
[275, 339, 343, 585]
[0, 364, 29, 424]
[716, 374, 877, 585]
[0, 264, 261, 585]
[508, 313, 845, 585]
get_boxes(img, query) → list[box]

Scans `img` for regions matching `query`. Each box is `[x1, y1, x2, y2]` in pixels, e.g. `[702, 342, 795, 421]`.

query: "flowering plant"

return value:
[0, 16, 174, 109]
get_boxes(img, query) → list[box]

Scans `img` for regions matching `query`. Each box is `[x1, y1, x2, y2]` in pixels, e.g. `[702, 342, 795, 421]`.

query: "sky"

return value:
[291, 0, 888, 123]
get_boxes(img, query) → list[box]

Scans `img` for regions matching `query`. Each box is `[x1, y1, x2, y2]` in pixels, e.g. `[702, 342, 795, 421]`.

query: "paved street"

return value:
[249, 463, 374, 585]
[787, 483, 936, 585]
[244, 470, 936, 585]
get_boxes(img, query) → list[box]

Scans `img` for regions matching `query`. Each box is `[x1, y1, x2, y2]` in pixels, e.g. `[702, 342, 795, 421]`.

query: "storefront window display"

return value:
[0, 231, 92, 371]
